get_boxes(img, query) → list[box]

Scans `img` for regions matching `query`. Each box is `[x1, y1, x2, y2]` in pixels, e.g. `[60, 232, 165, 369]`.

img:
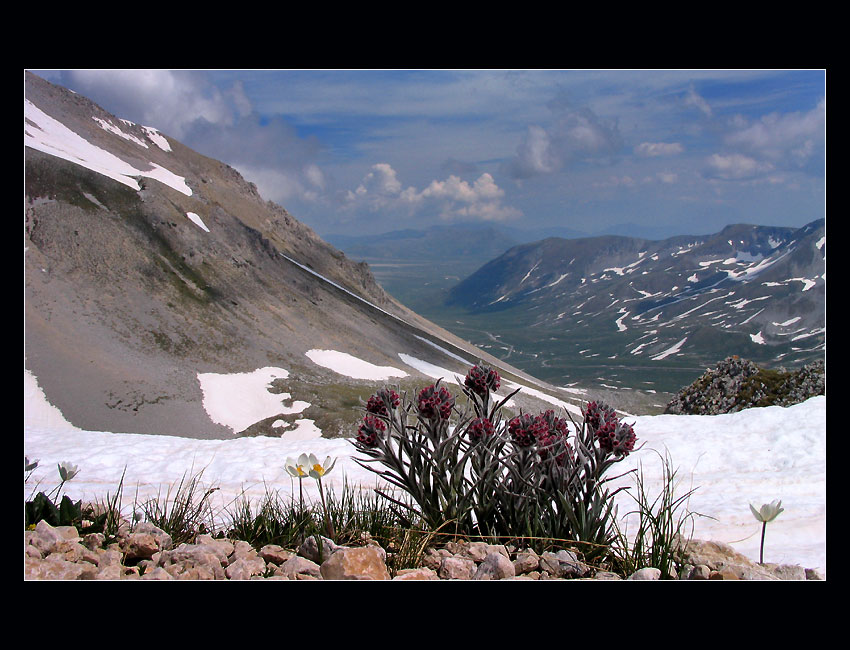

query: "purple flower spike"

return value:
[583, 400, 617, 431]
[417, 384, 455, 420]
[508, 413, 548, 448]
[357, 415, 386, 447]
[366, 388, 400, 417]
[468, 417, 495, 442]
[464, 365, 501, 397]
[596, 420, 637, 457]
[536, 410, 572, 464]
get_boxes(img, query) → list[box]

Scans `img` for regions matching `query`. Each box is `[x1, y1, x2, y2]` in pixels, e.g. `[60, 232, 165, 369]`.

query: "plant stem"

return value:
[759, 521, 766, 564]
[298, 477, 304, 514]
[317, 478, 335, 540]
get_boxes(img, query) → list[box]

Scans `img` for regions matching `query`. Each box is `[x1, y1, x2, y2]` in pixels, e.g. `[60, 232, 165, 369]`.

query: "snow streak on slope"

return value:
[24, 99, 192, 195]
[306, 349, 408, 380]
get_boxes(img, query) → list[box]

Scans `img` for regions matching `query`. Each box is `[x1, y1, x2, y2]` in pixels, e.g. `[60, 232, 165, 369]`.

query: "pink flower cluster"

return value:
[507, 413, 549, 448]
[357, 414, 386, 447]
[535, 410, 572, 463]
[507, 410, 572, 463]
[468, 416, 495, 442]
[417, 384, 455, 420]
[464, 365, 501, 397]
[596, 419, 637, 456]
[583, 400, 636, 456]
[366, 388, 400, 417]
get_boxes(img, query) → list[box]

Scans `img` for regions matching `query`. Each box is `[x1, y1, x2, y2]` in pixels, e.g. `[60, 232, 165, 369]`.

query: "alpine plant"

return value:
[350, 364, 640, 558]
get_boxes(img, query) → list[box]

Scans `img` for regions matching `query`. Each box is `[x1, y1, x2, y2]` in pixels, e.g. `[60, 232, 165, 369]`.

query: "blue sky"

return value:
[33, 69, 826, 240]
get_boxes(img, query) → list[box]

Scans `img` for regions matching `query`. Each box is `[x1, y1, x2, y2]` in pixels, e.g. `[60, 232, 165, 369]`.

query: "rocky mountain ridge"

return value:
[443, 218, 824, 390]
[24, 71, 575, 440]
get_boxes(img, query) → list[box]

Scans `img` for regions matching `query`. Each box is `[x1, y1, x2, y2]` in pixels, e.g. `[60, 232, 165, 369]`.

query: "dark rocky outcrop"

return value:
[664, 356, 825, 415]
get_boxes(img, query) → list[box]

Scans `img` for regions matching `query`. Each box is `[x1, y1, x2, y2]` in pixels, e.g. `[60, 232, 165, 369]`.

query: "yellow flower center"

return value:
[312, 464, 325, 476]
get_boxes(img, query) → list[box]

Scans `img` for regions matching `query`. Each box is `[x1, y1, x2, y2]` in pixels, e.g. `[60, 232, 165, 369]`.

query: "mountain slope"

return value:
[445, 220, 825, 391]
[24, 71, 581, 440]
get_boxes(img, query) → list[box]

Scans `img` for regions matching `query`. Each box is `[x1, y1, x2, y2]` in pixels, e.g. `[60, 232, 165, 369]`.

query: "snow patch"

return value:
[651, 337, 687, 360]
[93, 117, 148, 148]
[306, 349, 408, 381]
[24, 369, 81, 433]
[186, 212, 210, 232]
[142, 126, 171, 152]
[25, 99, 192, 196]
[197, 367, 310, 434]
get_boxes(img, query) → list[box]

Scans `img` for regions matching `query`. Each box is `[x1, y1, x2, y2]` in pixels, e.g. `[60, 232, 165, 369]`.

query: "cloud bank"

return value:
[343, 163, 521, 223]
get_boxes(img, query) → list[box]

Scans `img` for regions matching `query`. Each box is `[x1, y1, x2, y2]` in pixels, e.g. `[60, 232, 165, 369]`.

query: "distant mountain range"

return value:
[326, 224, 522, 268]
[444, 219, 825, 388]
[24, 71, 586, 439]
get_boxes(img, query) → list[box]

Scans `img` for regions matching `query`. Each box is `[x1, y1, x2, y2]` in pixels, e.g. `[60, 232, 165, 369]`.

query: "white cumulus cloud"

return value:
[724, 98, 825, 167]
[345, 164, 520, 222]
[65, 70, 251, 140]
[635, 141, 684, 157]
[504, 103, 623, 179]
[704, 153, 774, 180]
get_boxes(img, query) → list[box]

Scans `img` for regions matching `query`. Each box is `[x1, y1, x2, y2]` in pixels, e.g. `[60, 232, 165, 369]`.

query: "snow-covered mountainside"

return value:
[24, 71, 578, 440]
[447, 220, 825, 383]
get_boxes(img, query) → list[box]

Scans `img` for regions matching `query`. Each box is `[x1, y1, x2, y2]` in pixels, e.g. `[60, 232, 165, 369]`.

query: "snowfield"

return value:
[24, 363, 826, 576]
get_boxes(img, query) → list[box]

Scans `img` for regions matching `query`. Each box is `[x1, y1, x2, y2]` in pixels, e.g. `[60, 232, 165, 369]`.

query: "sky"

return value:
[31, 69, 826, 240]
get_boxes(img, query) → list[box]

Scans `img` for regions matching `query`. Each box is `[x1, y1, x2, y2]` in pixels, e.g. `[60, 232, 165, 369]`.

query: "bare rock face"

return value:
[26, 71, 543, 443]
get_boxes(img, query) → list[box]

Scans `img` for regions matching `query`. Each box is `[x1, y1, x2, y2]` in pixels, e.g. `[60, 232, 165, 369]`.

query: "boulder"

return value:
[320, 546, 390, 580]
[675, 537, 779, 580]
[393, 567, 440, 580]
[259, 544, 294, 566]
[473, 552, 516, 580]
[298, 535, 340, 563]
[279, 555, 322, 579]
[513, 548, 540, 574]
[226, 555, 268, 580]
[539, 549, 589, 579]
[628, 567, 661, 580]
[438, 555, 477, 580]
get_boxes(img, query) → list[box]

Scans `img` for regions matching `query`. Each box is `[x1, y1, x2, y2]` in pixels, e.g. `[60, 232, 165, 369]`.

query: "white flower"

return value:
[750, 499, 784, 523]
[284, 454, 311, 478]
[307, 454, 336, 479]
[58, 461, 80, 482]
